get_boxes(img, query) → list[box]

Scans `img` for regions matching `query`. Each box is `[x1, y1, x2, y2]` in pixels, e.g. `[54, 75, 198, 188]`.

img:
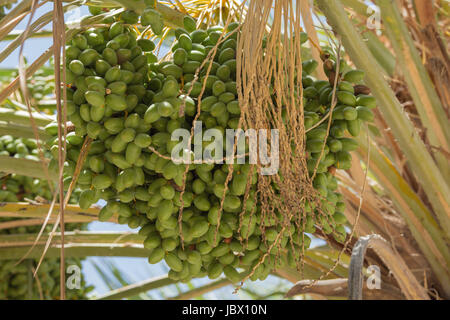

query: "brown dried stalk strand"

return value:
[31, 266, 44, 300]
[53, 0, 67, 300]
[236, 0, 273, 249]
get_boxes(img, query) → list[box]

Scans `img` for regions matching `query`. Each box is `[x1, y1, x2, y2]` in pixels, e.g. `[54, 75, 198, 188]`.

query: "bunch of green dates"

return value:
[53, 16, 292, 283]
[54, 9, 376, 284]
[64, 19, 156, 131]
